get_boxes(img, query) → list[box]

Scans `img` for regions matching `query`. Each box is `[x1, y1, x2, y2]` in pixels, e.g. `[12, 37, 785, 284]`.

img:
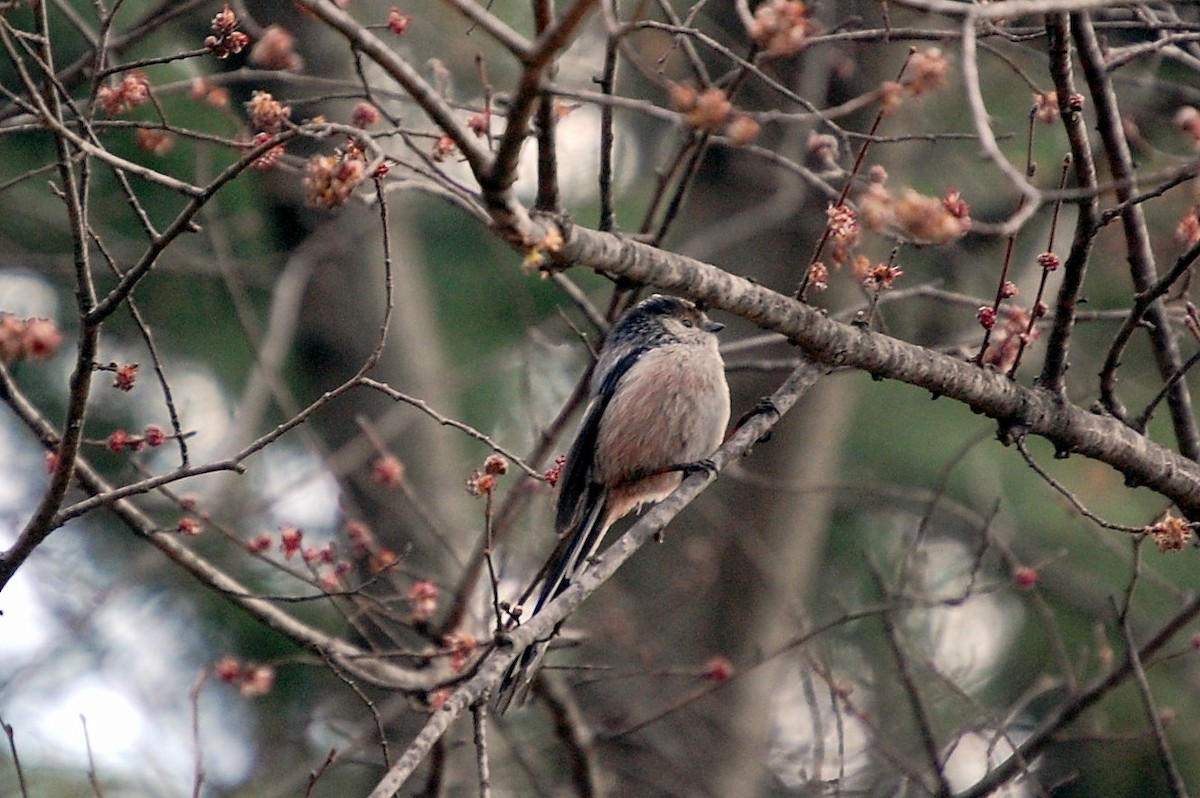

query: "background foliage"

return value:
[2, 1, 1200, 796]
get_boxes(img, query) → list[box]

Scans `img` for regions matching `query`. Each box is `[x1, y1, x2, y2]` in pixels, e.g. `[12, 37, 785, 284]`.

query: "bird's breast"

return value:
[593, 343, 729, 488]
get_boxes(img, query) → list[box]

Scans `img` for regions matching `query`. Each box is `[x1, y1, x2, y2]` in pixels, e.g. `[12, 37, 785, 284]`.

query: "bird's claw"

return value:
[679, 458, 717, 478]
[733, 397, 780, 442]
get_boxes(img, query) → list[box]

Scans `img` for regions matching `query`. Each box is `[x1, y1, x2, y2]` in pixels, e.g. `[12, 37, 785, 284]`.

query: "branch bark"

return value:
[554, 222, 1200, 516]
[1038, 13, 1098, 396]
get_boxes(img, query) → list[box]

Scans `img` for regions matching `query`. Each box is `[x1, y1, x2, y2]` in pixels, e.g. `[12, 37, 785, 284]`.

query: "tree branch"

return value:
[365, 360, 823, 796]
[1079, 9, 1200, 459]
[956, 591, 1200, 798]
[552, 222, 1200, 517]
[291, 0, 491, 176]
[1038, 13, 1098, 396]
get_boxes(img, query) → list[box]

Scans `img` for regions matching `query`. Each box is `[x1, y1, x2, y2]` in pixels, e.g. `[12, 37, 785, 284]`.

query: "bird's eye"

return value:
[681, 318, 694, 328]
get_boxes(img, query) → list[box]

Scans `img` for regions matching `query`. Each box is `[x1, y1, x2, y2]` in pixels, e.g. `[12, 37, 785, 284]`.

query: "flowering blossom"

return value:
[97, 72, 150, 116]
[205, 4, 250, 58]
[303, 149, 368, 208]
[747, 0, 817, 57]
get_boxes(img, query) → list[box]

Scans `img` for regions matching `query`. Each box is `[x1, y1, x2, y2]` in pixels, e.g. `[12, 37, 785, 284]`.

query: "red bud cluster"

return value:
[205, 4, 250, 58]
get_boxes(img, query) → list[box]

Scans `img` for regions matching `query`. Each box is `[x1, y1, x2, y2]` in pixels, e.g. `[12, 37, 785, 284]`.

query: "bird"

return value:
[496, 294, 730, 710]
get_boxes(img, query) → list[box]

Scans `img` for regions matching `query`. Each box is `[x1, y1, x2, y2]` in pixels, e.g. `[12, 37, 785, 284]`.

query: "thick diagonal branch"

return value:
[554, 223, 1200, 517]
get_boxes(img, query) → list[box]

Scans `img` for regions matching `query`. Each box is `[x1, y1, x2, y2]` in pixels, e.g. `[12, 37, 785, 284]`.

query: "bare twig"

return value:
[1116, 608, 1190, 798]
[1037, 13, 1099, 396]
[958, 14, 1042, 222]
[302, 749, 339, 798]
[974, 106, 1037, 366]
[538, 673, 605, 798]
[956, 591, 1200, 798]
[0, 0, 102, 593]
[1013, 438, 1146, 533]
[1078, 11, 1200, 457]
[485, 0, 598, 210]
[291, 0, 491, 174]
[359, 378, 544, 479]
[872, 567, 952, 798]
[80, 716, 106, 798]
[189, 672, 206, 798]
[1, 717, 30, 798]
[1135, 348, 1200, 434]
[532, 0, 561, 213]
[441, 0, 535, 59]
[597, 2, 620, 233]
[321, 652, 391, 769]
[1009, 156, 1072, 379]
[0, 364, 439, 689]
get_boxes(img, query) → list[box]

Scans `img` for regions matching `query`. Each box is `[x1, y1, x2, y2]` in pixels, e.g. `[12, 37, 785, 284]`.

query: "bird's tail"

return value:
[495, 488, 608, 712]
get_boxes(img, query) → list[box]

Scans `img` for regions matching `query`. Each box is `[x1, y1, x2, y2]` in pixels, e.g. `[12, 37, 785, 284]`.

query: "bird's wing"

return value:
[554, 344, 650, 534]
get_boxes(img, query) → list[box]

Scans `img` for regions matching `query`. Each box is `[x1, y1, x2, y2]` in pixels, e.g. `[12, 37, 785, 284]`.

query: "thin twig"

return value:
[0, 0, 102, 594]
[538, 673, 604, 798]
[80, 715, 106, 798]
[302, 749, 339, 798]
[321, 651, 391, 768]
[796, 51, 916, 300]
[291, 0, 491, 173]
[483, 490, 505, 635]
[1117, 606, 1192, 798]
[1077, 11, 1200, 456]
[89, 232, 190, 465]
[959, 12, 1042, 214]
[358, 378, 543, 479]
[1037, 13, 1098, 396]
[872, 567, 951, 798]
[2, 717, 30, 798]
[0, 364, 440, 690]
[597, 1, 619, 233]
[1136, 348, 1200, 433]
[532, 0, 560, 213]
[974, 107, 1033, 366]
[485, 0, 598, 215]
[991, 536, 1080, 695]
[189, 672, 206, 798]
[1009, 155, 1072, 379]
[957, 591, 1200, 798]
[1013, 438, 1146, 533]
